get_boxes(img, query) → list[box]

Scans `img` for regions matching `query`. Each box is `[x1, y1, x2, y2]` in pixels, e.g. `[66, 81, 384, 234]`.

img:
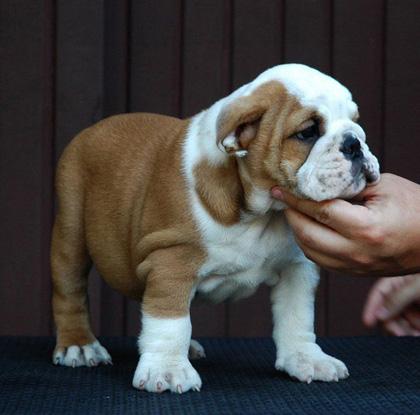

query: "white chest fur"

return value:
[195, 211, 302, 303]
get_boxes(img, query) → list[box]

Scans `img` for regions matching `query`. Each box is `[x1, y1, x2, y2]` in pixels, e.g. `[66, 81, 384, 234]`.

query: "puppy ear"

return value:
[216, 96, 267, 157]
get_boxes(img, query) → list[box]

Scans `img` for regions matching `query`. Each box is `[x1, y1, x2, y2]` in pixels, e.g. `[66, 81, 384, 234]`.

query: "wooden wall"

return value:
[1, 0, 419, 337]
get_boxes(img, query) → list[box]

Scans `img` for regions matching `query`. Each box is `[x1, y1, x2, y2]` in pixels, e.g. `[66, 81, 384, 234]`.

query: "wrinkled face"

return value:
[217, 64, 380, 202]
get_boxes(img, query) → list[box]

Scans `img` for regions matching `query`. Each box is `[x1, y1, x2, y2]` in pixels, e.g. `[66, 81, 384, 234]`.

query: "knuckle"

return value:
[314, 205, 331, 225]
[357, 222, 386, 247]
[353, 253, 373, 268]
[354, 215, 370, 231]
[366, 228, 386, 247]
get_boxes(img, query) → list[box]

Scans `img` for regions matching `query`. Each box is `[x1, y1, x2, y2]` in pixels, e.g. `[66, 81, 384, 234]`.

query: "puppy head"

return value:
[216, 64, 380, 203]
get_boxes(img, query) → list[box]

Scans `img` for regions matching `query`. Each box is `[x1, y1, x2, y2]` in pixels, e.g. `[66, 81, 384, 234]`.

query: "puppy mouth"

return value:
[362, 160, 380, 185]
[294, 149, 380, 201]
[351, 156, 380, 187]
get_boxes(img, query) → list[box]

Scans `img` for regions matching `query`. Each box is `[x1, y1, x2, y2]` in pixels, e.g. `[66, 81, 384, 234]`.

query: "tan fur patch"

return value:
[193, 158, 242, 226]
[51, 114, 207, 342]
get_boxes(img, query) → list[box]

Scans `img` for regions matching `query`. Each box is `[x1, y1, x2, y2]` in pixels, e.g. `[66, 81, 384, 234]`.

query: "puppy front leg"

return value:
[272, 261, 349, 383]
[132, 251, 201, 393]
[133, 312, 201, 393]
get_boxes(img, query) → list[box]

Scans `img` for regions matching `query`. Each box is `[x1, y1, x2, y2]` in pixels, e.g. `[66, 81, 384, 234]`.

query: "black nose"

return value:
[341, 132, 362, 160]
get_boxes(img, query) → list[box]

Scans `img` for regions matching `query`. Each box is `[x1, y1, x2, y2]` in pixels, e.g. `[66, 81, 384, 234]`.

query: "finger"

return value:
[351, 177, 383, 202]
[378, 277, 420, 321]
[403, 308, 420, 331]
[272, 187, 370, 236]
[294, 240, 347, 271]
[363, 278, 405, 325]
[285, 208, 356, 257]
[383, 318, 414, 336]
[362, 278, 390, 327]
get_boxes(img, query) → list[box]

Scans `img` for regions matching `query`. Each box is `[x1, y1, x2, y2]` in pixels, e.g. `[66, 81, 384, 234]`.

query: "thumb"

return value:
[378, 276, 420, 321]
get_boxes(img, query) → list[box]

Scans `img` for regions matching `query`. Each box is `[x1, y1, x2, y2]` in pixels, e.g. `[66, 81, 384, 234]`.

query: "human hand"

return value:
[362, 275, 420, 336]
[271, 173, 420, 276]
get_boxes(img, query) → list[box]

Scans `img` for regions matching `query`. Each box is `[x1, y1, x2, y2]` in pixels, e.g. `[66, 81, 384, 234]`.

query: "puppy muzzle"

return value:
[340, 131, 380, 185]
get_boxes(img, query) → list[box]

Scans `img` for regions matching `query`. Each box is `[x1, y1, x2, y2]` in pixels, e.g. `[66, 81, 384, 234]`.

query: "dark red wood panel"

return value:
[182, 0, 232, 337]
[284, 0, 331, 72]
[384, 0, 420, 181]
[327, 0, 385, 336]
[129, 0, 182, 116]
[1, 0, 418, 337]
[41, 0, 56, 337]
[232, 0, 284, 89]
[103, 0, 129, 117]
[0, 0, 54, 335]
[182, 0, 231, 117]
[283, 0, 332, 336]
[55, 1, 104, 158]
[228, 0, 284, 337]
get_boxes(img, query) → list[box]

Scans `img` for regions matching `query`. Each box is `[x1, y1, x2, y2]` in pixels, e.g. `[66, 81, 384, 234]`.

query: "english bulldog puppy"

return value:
[51, 64, 380, 393]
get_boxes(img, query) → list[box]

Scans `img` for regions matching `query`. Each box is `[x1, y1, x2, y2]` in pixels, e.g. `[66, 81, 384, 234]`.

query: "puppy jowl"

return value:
[51, 64, 379, 392]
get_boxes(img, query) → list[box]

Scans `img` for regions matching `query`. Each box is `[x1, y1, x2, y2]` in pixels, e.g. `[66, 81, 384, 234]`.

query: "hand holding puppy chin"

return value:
[271, 173, 420, 276]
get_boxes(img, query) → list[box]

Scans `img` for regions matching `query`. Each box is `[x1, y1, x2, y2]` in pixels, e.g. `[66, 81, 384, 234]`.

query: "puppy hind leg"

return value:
[189, 339, 206, 360]
[51, 160, 111, 367]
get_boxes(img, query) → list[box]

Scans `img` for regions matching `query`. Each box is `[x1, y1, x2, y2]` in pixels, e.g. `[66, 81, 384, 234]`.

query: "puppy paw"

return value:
[132, 352, 202, 393]
[189, 339, 206, 360]
[53, 340, 112, 367]
[276, 343, 349, 383]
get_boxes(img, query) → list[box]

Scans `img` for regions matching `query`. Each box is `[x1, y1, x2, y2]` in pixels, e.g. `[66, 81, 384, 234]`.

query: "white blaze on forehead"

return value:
[240, 64, 357, 121]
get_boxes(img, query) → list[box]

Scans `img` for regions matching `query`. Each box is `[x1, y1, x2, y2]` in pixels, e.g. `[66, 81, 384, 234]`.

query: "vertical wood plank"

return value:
[103, 0, 129, 116]
[284, 0, 331, 72]
[182, 0, 232, 337]
[0, 0, 54, 335]
[55, 0, 105, 335]
[129, 0, 182, 116]
[126, 0, 183, 335]
[41, 0, 56, 336]
[182, 0, 231, 116]
[232, 0, 284, 89]
[384, 0, 420, 181]
[328, 0, 385, 336]
[228, 0, 284, 337]
[283, 0, 332, 337]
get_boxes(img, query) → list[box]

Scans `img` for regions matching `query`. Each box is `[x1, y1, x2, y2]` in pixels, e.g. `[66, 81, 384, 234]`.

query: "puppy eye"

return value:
[293, 122, 320, 142]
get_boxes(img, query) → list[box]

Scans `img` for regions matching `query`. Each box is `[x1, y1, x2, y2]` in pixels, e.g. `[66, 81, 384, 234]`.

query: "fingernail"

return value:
[271, 187, 284, 201]
[376, 306, 389, 320]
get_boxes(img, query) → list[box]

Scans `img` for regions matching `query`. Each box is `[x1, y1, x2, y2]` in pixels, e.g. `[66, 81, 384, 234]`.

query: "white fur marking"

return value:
[133, 313, 202, 393]
[189, 339, 206, 360]
[53, 340, 112, 367]
[271, 262, 349, 382]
